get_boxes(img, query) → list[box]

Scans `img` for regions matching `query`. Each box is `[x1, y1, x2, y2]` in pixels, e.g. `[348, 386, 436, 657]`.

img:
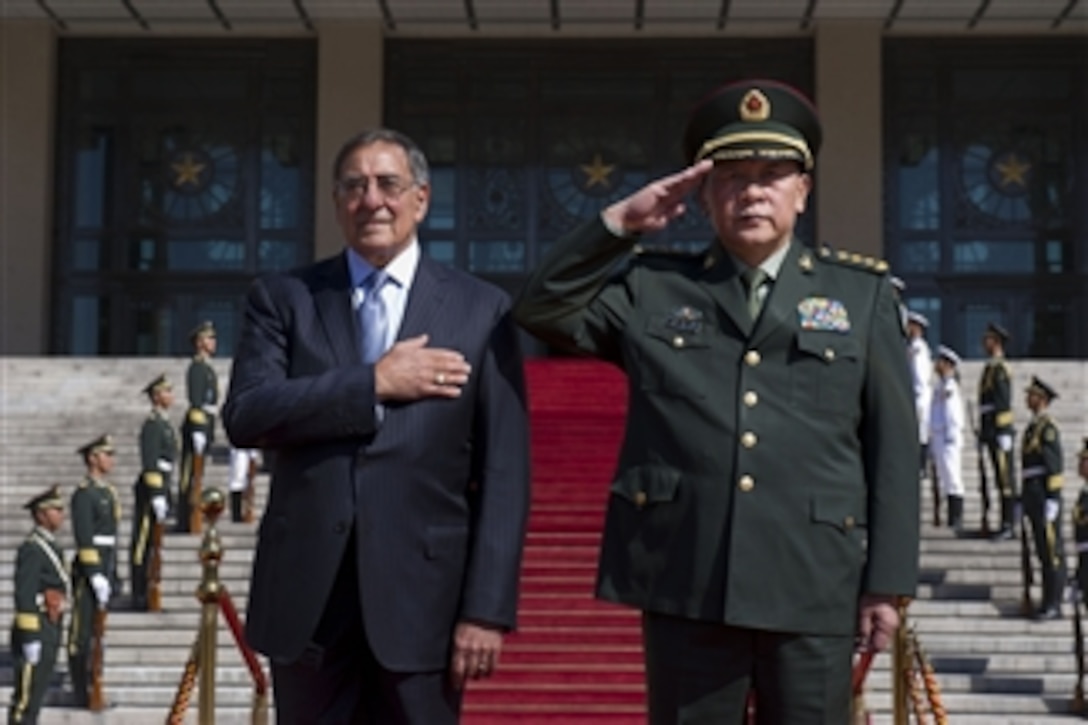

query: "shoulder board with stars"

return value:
[816, 245, 890, 275]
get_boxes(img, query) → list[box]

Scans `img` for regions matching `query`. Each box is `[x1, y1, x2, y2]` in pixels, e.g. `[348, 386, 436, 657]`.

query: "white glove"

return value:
[202, 403, 219, 416]
[997, 434, 1013, 452]
[22, 640, 41, 665]
[157, 458, 174, 473]
[1045, 498, 1061, 523]
[192, 431, 207, 455]
[90, 573, 111, 607]
[152, 496, 168, 522]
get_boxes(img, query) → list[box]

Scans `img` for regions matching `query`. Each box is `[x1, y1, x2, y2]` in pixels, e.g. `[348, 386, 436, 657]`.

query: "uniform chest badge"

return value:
[664, 306, 704, 333]
[797, 297, 850, 332]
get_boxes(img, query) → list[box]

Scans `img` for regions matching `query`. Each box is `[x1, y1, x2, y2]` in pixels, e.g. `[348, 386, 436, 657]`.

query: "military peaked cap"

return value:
[77, 433, 114, 458]
[984, 321, 1010, 344]
[936, 345, 961, 366]
[683, 79, 822, 170]
[142, 373, 172, 396]
[190, 320, 216, 342]
[25, 484, 64, 512]
[1026, 375, 1058, 402]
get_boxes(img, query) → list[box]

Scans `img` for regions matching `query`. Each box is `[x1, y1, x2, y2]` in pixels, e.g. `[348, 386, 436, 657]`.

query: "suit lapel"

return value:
[698, 245, 752, 338]
[397, 255, 449, 342]
[750, 241, 817, 348]
[313, 253, 361, 366]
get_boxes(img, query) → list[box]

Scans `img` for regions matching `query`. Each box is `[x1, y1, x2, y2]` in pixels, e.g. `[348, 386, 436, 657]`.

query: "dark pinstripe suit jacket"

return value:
[223, 250, 531, 671]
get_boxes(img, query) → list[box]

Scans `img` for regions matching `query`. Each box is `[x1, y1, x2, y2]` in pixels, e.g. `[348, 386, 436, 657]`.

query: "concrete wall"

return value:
[0, 21, 57, 354]
[814, 20, 884, 259]
[313, 20, 384, 260]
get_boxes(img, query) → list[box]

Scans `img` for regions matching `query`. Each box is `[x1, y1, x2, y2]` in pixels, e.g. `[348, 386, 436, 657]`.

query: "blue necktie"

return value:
[358, 270, 389, 364]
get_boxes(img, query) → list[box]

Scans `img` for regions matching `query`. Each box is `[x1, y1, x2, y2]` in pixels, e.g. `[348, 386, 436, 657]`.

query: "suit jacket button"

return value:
[738, 475, 754, 492]
[634, 491, 648, 508]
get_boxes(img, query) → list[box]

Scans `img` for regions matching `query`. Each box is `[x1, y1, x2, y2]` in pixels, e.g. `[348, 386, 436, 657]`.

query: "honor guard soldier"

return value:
[906, 312, 933, 480]
[979, 321, 1016, 539]
[1021, 376, 1065, 620]
[132, 375, 174, 611]
[177, 321, 219, 533]
[1072, 439, 1088, 604]
[929, 346, 966, 533]
[227, 447, 261, 523]
[514, 78, 919, 723]
[9, 486, 68, 725]
[67, 434, 120, 709]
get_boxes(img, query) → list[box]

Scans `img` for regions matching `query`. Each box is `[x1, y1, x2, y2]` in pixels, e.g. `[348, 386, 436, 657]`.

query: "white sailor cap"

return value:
[936, 345, 961, 366]
[906, 311, 929, 328]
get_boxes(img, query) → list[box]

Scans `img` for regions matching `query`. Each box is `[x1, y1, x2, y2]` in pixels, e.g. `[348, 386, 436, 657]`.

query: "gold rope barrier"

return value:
[166, 487, 269, 724]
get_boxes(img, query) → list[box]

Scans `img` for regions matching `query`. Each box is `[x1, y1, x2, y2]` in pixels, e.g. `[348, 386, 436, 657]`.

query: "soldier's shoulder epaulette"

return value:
[816, 244, 890, 276]
[631, 244, 706, 269]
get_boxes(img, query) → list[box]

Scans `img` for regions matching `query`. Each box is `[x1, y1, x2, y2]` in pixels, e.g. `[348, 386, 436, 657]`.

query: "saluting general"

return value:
[514, 79, 919, 723]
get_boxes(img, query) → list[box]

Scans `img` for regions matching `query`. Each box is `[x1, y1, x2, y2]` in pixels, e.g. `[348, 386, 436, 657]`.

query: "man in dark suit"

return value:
[223, 128, 531, 724]
[514, 80, 919, 723]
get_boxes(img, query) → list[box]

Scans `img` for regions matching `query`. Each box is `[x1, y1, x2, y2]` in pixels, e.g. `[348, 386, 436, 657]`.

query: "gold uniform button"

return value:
[824, 348, 835, 361]
[673, 335, 685, 348]
[743, 391, 758, 407]
[741, 432, 757, 449]
[738, 475, 754, 492]
[634, 491, 648, 508]
[843, 515, 855, 529]
[744, 350, 761, 366]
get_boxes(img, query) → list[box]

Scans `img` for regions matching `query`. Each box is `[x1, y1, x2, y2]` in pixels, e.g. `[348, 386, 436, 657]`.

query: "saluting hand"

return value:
[449, 620, 504, 690]
[374, 334, 472, 402]
[601, 159, 713, 235]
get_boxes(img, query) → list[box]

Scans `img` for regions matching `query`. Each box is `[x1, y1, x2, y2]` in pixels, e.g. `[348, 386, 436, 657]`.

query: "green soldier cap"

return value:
[142, 373, 172, 396]
[984, 321, 1010, 344]
[24, 484, 64, 512]
[189, 320, 216, 342]
[76, 433, 114, 458]
[1026, 375, 1058, 402]
[683, 79, 822, 170]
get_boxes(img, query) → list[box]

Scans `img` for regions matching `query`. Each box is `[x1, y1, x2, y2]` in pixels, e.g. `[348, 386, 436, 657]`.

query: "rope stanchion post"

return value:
[892, 598, 910, 725]
[196, 487, 226, 725]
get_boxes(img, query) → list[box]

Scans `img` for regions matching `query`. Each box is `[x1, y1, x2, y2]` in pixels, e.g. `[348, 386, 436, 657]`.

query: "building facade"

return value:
[1, 2, 1085, 357]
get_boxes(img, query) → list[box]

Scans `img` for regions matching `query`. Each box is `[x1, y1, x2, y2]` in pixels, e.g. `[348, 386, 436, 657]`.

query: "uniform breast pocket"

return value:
[634, 316, 715, 399]
[791, 331, 862, 415]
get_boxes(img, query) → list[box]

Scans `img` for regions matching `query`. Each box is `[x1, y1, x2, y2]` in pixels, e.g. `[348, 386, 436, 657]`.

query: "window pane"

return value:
[897, 240, 941, 274]
[952, 240, 1034, 274]
[74, 126, 112, 228]
[467, 167, 524, 232]
[166, 239, 246, 271]
[259, 239, 302, 271]
[71, 294, 108, 354]
[261, 123, 303, 229]
[469, 240, 524, 273]
[423, 240, 456, 266]
[73, 238, 102, 271]
[426, 167, 457, 231]
[952, 69, 1070, 103]
[134, 300, 175, 355]
[896, 121, 939, 231]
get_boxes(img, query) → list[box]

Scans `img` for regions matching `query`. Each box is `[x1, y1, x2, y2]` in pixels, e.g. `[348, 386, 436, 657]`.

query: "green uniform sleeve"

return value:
[12, 543, 42, 637]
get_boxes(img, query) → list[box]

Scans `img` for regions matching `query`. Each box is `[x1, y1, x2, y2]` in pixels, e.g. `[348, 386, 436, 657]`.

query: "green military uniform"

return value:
[132, 375, 176, 611]
[67, 436, 120, 709]
[177, 321, 218, 533]
[1073, 439, 1088, 602]
[1021, 377, 1065, 619]
[978, 322, 1016, 537]
[9, 487, 68, 725]
[515, 79, 919, 724]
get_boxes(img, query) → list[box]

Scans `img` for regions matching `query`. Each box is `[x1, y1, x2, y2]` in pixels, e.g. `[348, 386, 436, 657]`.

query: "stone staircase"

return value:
[0, 356, 1086, 723]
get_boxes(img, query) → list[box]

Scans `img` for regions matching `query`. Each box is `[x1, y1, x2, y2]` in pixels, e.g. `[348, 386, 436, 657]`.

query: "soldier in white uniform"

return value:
[930, 345, 966, 533]
[227, 447, 261, 523]
[906, 312, 933, 479]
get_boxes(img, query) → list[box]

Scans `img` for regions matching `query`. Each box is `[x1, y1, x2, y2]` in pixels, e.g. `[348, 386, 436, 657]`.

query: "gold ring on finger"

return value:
[436, 372, 446, 385]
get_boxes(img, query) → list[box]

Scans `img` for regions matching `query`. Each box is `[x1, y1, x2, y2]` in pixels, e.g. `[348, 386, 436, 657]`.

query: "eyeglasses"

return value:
[335, 175, 418, 202]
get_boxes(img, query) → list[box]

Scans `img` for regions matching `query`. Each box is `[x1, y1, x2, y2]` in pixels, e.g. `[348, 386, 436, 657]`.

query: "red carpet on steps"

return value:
[462, 359, 646, 724]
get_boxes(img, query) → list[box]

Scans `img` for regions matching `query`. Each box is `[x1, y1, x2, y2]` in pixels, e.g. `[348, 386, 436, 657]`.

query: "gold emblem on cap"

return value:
[739, 89, 771, 122]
